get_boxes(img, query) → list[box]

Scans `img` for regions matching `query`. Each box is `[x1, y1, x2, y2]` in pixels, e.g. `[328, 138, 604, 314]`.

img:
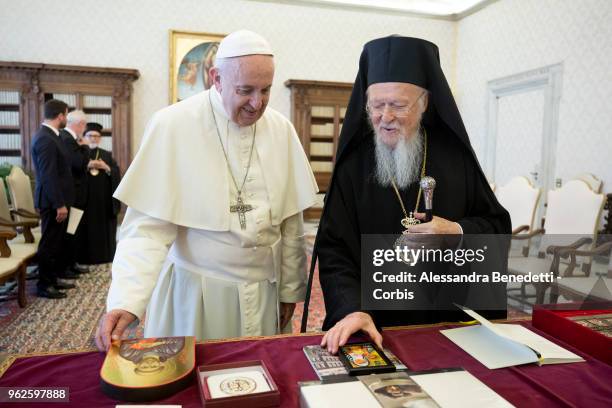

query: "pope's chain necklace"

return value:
[209, 91, 257, 229]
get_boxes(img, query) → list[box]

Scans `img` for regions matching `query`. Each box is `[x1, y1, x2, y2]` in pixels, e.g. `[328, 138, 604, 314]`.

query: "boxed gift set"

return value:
[532, 302, 612, 365]
[197, 360, 280, 407]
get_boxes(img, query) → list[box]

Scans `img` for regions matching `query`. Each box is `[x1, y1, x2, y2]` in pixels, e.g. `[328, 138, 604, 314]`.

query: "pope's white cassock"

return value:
[106, 86, 318, 340]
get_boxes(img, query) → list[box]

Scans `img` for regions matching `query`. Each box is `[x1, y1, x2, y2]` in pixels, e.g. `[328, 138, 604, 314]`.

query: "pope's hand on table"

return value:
[95, 309, 137, 352]
[320, 311, 383, 354]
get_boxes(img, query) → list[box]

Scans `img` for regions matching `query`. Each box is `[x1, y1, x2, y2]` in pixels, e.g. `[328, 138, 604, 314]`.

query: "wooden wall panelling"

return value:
[0, 62, 139, 176]
[285, 80, 353, 219]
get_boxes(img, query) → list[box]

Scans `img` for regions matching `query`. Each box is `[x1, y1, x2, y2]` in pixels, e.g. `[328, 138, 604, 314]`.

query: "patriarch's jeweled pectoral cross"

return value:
[230, 195, 254, 230]
[401, 211, 421, 230]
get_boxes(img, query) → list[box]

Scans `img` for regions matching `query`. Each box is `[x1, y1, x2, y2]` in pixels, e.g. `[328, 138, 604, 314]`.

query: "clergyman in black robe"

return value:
[78, 122, 121, 264]
[314, 36, 511, 353]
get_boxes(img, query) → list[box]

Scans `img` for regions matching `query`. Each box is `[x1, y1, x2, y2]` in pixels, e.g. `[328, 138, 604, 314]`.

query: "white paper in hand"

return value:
[66, 207, 84, 235]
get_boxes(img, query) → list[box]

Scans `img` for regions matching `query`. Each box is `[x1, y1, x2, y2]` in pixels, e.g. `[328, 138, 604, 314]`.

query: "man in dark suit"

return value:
[31, 99, 76, 299]
[60, 110, 90, 277]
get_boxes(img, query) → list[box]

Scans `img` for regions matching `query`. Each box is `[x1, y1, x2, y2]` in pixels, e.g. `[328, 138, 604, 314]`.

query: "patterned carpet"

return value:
[294, 225, 326, 332]
[0, 264, 112, 355]
[292, 258, 325, 333]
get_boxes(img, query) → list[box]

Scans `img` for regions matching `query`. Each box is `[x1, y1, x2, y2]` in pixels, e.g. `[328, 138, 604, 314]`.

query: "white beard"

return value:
[374, 129, 423, 190]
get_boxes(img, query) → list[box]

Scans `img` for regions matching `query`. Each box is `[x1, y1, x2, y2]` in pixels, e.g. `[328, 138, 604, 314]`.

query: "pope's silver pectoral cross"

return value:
[230, 195, 254, 230]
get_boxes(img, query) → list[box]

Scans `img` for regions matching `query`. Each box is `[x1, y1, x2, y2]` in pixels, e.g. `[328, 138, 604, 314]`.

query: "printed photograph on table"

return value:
[169, 30, 225, 104]
[360, 372, 440, 408]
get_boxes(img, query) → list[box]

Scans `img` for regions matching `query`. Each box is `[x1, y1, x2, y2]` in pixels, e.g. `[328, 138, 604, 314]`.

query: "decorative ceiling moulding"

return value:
[247, 0, 499, 21]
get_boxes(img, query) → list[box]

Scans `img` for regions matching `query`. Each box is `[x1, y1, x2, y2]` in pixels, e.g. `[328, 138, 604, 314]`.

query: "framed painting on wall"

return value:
[169, 30, 225, 104]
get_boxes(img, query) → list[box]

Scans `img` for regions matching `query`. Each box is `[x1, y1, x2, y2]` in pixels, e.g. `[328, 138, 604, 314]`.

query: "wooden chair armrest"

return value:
[11, 208, 40, 219]
[0, 227, 16, 257]
[511, 228, 544, 240]
[512, 225, 530, 235]
[0, 216, 38, 228]
[0, 228, 17, 239]
[0, 217, 36, 243]
[546, 237, 592, 256]
[560, 241, 612, 258]
[556, 240, 610, 278]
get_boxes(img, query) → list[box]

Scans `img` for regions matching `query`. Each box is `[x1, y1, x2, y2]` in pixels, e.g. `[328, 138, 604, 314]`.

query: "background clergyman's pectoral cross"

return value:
[230, 195, 254, 230]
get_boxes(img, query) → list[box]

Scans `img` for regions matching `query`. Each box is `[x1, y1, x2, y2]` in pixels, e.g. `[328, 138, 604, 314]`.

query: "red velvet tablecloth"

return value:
[1, 321, 611, 407]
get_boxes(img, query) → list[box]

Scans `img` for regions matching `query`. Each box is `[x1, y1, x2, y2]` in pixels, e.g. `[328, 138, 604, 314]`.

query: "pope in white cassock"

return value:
[96, 30, 318, 351]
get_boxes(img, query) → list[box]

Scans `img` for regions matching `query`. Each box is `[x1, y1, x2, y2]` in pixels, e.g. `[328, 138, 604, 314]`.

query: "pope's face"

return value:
[367, 82, 428, 149]
[213, 55, 274, 127]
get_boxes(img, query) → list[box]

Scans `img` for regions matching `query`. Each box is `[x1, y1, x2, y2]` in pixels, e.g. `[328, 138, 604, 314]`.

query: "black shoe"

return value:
[37, 286, 67, 299]
[54, 281, 76, 290]
[57, 270, 80, 279]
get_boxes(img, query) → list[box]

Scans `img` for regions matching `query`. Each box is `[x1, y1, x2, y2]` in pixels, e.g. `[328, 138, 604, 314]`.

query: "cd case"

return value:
[303, 345, 407, 380]
[337, 342, 396, 376]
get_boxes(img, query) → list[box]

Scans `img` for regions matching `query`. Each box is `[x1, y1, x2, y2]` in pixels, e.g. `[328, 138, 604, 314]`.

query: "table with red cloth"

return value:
[1, 320, 611, 407]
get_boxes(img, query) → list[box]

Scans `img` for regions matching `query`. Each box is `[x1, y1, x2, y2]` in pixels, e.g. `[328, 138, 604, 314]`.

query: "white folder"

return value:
[66, 207, 84, 235]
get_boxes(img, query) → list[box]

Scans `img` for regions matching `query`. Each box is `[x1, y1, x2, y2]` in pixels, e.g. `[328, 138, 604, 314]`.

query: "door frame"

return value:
[484, 63, 563, 197]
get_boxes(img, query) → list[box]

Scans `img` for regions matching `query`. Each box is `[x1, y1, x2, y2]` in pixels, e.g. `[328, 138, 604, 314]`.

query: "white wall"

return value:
[456, 0, 612, 194]
[0, 0, 456, 151]
[2, 0, 610, 195]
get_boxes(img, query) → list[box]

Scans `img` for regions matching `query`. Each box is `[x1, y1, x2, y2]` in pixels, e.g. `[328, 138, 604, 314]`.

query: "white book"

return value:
[441, 306, 584, 369]
[411, 370, 514, 408]
[299, 380, 380, 408]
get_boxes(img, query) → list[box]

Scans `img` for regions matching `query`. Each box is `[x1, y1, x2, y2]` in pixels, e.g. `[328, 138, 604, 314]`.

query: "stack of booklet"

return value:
[303, 345, 406, 380]
[299, 367, 513, 407]
[301, 345, 513, 407]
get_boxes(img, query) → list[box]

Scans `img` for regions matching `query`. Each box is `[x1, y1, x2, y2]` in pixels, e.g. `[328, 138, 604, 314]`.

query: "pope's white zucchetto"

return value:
[216, 30, 274, 59]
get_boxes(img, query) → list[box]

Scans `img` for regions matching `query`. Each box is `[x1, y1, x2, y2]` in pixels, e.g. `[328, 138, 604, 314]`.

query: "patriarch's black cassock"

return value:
[78, 146, 121, 264]
[310, 36, 511, 331]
